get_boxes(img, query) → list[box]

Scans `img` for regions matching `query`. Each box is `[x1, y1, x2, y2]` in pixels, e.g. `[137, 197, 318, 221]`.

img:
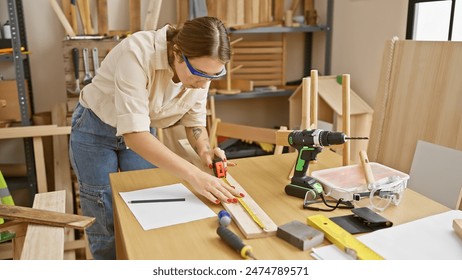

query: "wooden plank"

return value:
[226, 0, 237, 27]
[61, 0, 77, 34]
[236, 0, 245, 25]
[274, 0, 285, 21]
[177, 0, 189, 25]
[291, 0, 301, 13]
[32, 137, 47, 193]
[76, 0, 94, 34]
[259, 0, 269, 23]
[233, 47, 283, 54]
[235, 67, 283, 74]
[251, 0, 259, 24]
[233, 54, 283, 61]
[0, 125, 70, 139]
[216, 121, 279, 144]
[233, 60, 283, 67]
[20, 191, 66, 259]
[234, 41, 283, 47]
[52, 103, 76, 259]
[129, 0, 141, 32]
[210, 79, 254, 92]
[244, 0, 253, 24]
[143, 0, 162, 30]
[178, 139, 278, 238]
[97, 0, 108, 35]
[206, 0, 218, 17]
[368, 40, 462, 173]
[49, 0, 76, 37]
[232, 73, 282, 80]
[0, 204, 95, 230]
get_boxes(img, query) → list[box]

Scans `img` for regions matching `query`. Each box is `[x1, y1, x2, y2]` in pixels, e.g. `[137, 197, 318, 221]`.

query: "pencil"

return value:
[128, 198, 186, 204]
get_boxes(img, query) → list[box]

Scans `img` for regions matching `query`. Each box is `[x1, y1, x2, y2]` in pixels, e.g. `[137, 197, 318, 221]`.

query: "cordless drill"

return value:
[285, 129, 368, 200]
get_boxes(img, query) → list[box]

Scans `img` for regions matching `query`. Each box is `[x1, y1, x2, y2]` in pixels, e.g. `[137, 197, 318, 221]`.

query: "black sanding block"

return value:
[277, 220, 324, 251]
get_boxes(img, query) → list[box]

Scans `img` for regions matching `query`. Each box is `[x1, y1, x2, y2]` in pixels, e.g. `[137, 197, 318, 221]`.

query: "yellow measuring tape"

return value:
[237, 197, 267, 230]
[221, 177, 267, 231]
[307, 214, 384, 260]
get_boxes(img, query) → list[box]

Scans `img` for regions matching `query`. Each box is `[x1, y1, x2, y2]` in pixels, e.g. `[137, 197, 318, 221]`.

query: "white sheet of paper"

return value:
[119, 183, 216, 231]
[311, 210, 462, 260]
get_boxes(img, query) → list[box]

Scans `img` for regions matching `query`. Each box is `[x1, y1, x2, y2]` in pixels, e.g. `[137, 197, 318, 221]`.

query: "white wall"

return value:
[330, 0, 408, 106]
[0, 0, 409, 114]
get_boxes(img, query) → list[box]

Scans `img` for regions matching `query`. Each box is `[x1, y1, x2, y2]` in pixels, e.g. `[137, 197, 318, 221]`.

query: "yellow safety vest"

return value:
[0, 170, 14, 224]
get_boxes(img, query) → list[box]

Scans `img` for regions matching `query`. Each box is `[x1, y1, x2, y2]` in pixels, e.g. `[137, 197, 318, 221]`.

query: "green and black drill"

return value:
[285, 129, 368, 201]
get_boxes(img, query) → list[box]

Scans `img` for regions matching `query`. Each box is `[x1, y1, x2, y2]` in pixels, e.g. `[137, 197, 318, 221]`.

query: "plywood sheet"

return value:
[368, 40, 462, 173]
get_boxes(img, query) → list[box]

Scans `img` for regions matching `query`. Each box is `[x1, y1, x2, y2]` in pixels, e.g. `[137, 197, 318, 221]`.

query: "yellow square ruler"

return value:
[307, 214, 384, 260]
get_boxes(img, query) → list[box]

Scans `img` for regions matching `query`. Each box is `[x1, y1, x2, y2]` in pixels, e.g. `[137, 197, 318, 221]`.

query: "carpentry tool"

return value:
[212, 156, 227, 179]
[217, 225, 256, 260]
[307, 214, 384, 260]
[67, 48, 80, 95]
[284, 129, 368, 200]
[92, 47, 99, 74]
[276, 220, 324, 251]
[82, 48, 92, 85]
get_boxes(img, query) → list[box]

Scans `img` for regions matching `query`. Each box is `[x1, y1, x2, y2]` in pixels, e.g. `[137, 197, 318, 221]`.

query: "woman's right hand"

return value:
[186, 169, 244, 204]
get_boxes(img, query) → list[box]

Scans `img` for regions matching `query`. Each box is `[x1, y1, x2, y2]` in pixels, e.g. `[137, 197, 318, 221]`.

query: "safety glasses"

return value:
[182, 53, 226, 80]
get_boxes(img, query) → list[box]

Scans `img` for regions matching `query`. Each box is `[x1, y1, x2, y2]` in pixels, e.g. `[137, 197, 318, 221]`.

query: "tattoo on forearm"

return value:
[192, 127, 202, 140]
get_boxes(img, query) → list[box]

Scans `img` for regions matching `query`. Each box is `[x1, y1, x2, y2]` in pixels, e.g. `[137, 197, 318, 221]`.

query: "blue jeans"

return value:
[69, 103, 156, 260]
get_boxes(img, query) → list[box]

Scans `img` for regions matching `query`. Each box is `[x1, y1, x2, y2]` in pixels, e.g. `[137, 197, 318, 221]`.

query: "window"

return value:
[406, 0, 462, 41]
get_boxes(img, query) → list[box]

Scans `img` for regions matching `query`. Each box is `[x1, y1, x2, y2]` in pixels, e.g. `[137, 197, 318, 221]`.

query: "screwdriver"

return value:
[217, 225, 256, 260]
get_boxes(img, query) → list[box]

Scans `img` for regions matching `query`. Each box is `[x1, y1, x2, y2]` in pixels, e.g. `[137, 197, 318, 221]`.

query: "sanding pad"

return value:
[277, 220, 324, 251]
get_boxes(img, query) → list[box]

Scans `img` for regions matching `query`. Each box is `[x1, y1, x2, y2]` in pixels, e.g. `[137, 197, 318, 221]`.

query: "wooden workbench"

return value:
[110, 151, 449, 260]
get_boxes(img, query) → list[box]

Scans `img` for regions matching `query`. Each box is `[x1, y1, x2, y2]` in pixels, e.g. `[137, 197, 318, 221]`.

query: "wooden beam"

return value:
[129, 0, 141, 33]
[20, 191, 66, 259]
[143, 0, 162, 30]
[0, 125, 70, 139]
[0, 204, 95, 230]
[49, 0, 76, 36]
[97, 0, 108, 35]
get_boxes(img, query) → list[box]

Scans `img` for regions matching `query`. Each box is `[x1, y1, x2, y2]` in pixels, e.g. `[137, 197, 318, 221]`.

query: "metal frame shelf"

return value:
[2, 0, 37, 204]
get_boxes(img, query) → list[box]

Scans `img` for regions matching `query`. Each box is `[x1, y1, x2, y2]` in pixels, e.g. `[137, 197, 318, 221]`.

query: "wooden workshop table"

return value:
[110, 151, 449, 260]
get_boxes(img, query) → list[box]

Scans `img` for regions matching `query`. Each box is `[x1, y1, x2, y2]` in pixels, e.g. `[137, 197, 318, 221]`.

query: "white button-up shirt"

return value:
[79, 25, 208, 136]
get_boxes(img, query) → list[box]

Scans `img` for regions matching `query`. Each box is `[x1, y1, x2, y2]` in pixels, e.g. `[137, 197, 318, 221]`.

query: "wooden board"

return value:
[178, 139, 277, 238]
[20, 191, 65, 259]
[368, 40, 462, 174]
[0, 203, 95, 230]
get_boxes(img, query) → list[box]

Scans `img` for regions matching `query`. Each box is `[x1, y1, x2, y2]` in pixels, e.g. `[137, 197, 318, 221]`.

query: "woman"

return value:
[69, 17, 242, 260]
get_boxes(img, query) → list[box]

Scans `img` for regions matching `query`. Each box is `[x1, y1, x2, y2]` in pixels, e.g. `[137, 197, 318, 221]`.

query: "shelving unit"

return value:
[1, 0, 36, 204]
[229, 22, 333, 77]
[210, 1, 334, 130]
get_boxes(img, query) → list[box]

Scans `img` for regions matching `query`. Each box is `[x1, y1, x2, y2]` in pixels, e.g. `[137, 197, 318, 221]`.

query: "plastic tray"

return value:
[311, 162, 410, 201]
